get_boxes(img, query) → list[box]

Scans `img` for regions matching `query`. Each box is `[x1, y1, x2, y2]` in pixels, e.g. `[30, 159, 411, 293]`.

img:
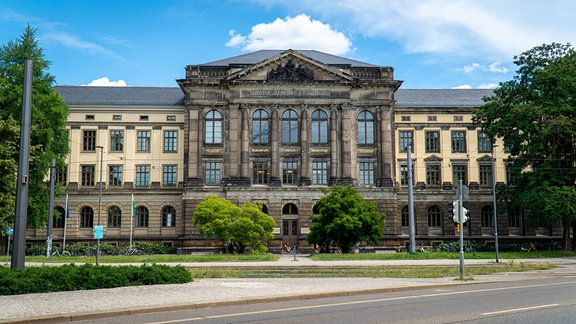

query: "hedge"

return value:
[0, 263, 192, 295]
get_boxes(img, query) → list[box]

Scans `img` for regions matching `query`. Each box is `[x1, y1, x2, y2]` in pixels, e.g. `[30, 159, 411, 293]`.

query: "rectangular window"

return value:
[135, 165, 150, 187]
[163, 130, 178, 152]
[167, 115, 176, 121]
[113, 115, 122, 120]
[253, 162, 269, 184]
[452, 165, 468, 186]
[137, 130, 151, 152]
[427, 116, 437, 121]
[426, 164, 441, 186]
[401, 116, 411, 121]
[282, 161, 298, 184]
[108, 165, 123, 186]
[399, 131, 413, 152]
[163, 165, 177, 186]
[425, 131, 440, 152]
[56, 166, 67, 184]
[139, 115, 149, 121]
[312, 161, 328, 185]
[359, 162, 375, 185]
[400, 164, 409, 185]
[81, 165, 95, 186]
[477, 131, 492, 152]
[83, 130, 96, 151]
[110, 130, 124, 152]
[451, 131, 467, 153]
[453, 115, 463, 122]
[85, 115, 95, 120]
[205, 162, 221, 185]
[479, 164, 493, 186]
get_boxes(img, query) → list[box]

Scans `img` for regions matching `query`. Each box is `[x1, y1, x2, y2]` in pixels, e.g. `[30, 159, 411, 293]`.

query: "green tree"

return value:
[0, 25, 69, 229]
[307, 185, 385, 253]
[193, 196, 275, 254]
[473, 43, 576, 250]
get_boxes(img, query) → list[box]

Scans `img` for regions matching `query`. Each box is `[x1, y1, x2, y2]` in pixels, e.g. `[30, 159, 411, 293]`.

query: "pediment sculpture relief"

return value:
[267, 60, 314, 81]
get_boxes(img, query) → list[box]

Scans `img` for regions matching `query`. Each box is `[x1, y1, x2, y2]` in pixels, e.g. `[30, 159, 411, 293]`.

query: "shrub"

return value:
[0, 264, 192, 295]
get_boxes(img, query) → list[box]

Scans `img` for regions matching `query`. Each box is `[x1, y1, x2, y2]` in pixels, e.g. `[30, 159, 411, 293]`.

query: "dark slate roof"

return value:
[54, 85, 494, 108]
[395, 89, 494, 107]
[54, 86, 185, 106]
[199, 50, 380, 68]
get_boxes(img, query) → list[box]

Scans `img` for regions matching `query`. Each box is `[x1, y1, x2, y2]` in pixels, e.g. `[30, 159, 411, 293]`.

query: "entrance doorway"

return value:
[282, 203, 299, 249]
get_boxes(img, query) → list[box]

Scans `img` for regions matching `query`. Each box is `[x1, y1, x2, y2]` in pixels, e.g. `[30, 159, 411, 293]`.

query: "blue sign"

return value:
[6, 227, 13, 235]
[93, 225, 104, 239]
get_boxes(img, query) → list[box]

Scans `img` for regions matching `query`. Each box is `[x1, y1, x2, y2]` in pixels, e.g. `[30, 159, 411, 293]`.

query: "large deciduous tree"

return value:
[193, 196, 275, 254]
[473, 43, 576, 250]
[307, 185, 385, 253]
[0, 25, 69, 231]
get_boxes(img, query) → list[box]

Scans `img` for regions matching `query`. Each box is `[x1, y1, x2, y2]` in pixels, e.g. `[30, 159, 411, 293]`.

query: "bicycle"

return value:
[52, 248, 71, 257]
[522, 243, 537, 252]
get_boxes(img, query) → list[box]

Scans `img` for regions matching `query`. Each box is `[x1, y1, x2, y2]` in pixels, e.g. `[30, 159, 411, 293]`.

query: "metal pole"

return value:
[63, 193, 68, 249]
[11, 59, 33, 270]
[459, 179, 465, 279]
[407, 145, 415, 254]
[46, 159, 56, 258]
[492, 145, 500, 263]
[96, 146, 104, 265]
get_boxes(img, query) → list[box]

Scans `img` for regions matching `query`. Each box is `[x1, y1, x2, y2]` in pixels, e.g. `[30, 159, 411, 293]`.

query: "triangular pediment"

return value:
[424, 154, 443, 162]
[225, 49, 354, 82]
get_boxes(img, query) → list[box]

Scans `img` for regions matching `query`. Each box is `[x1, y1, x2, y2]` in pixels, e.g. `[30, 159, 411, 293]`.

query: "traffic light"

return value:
[448, 200, 459, 221]
[462, 208, 470, 223]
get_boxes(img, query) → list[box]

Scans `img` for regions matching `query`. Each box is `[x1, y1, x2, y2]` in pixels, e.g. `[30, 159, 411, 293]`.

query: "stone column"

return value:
[185, 107, 202, 187]
[240, 106, 250, 184]
[330, 106, 340, 182]
[299, 108, 311, 186]
[269, 107, 281, 186]
[339, 106, 353, 185]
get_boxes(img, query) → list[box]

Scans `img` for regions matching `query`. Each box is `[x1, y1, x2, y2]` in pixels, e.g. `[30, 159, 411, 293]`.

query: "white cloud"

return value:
[478, 83, 498, 89]
[257, 0, 576, 60]
[461, 63, 480, 74]
[488, 62, 508, 73]
[83, 77, 127, 87]
[226, 14, 352, 55]
[40, 32, 124, 60]
[452, 84, 473, 89]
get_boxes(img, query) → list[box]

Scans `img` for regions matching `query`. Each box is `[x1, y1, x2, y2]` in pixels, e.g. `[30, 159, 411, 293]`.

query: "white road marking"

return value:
[482, 304, 560, 316]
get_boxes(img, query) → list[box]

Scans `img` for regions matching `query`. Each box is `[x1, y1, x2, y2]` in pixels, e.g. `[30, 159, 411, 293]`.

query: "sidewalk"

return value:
[1, 256, 573, 323]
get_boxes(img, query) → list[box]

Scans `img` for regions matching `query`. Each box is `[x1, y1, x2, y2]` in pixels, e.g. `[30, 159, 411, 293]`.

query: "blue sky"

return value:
[1, 0, 574, 89]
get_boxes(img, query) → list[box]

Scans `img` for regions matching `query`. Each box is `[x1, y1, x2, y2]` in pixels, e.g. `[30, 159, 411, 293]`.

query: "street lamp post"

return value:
[492, 144, 500, 263]
[96, 146, 104, 265]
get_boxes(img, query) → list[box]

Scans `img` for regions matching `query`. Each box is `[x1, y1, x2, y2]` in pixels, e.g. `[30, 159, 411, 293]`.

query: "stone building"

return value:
[29, 49, 560, 251]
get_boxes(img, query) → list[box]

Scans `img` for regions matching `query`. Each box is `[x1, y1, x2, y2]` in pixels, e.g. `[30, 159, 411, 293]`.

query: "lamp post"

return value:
[95, 145, 104, 265]
[492, 144, 500, 263]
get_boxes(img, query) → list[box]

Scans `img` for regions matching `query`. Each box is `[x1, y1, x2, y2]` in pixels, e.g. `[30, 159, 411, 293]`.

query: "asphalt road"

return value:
[73, 275, 576, 324]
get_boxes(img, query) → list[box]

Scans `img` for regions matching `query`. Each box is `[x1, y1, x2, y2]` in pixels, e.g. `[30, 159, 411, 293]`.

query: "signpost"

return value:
[6, 227, 13, 259]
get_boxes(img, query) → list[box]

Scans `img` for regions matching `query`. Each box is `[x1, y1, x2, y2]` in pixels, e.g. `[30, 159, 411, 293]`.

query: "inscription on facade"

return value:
[358, 148, 377, 154]
[245, 89, 331, 97]
[251, 148, 270, 153]
[281, 147, 301, 153]
[204, 148, 222, 154]
[310, 147, 329, 153]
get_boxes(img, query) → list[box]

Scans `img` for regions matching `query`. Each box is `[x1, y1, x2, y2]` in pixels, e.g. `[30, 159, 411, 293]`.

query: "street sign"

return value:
[6, 227, 14, 236]
[93, 225, 104, 239]
[456, 185, 469, 199]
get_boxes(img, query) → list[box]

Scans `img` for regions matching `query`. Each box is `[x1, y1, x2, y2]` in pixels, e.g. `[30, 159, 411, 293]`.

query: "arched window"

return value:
[358, 110, 374, 144]
[107, 206, 122, 228]
[282, 203, 298, 215]
[252, 109, 269, 143]
[481, 206, 494, 227]
[136, 206, 149, 227]
[162, 206, 176, 227]
[80, 206, 94, 228]
[401, 206, 409, 227]
[54, 207, 65, 228]
[428, 206, 442, 227]
[260, 204, 269, 215]
[205, 110, 222, 144]
[282, 109, 299, 143]
[311, 109, 328, 143]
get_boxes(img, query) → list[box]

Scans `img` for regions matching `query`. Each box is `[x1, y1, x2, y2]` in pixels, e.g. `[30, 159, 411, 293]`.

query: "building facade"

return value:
[30, 49, 561, 251]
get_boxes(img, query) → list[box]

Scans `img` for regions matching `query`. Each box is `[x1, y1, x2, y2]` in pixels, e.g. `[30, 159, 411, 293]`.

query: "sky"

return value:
[1, 0, 574, 89]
